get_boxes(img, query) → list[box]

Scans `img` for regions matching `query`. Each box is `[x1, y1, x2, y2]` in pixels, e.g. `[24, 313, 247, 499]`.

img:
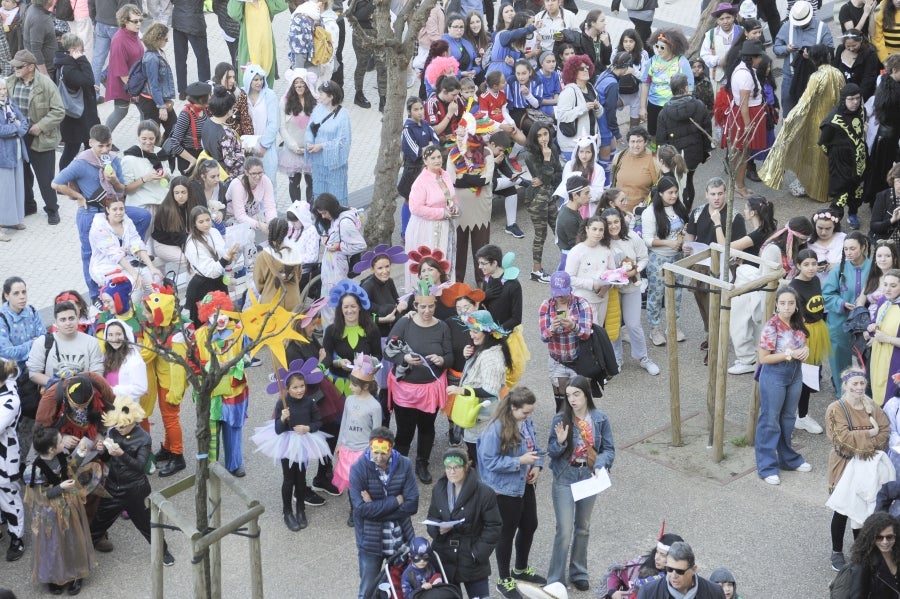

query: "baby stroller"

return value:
[378, 538, 463, 599]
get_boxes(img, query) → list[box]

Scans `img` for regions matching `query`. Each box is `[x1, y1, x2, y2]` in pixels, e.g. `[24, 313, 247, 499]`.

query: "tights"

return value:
[831, 511, 860, 552]
[281, 458, 307, 513]
[494, 486, 539, 579]
[289, 173, 314, 203]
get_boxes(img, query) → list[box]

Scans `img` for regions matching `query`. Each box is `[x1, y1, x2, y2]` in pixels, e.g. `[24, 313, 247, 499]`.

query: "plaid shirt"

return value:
[10, 76, 31, 121]
[539, 295, 593, 363]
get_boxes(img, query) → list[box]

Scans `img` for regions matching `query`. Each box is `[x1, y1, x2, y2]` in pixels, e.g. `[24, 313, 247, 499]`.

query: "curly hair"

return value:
[648, 28, 688, 57]
[143, 23, 169, 52]
[561, 54, 593, 85]
[850, 512, 900, 568]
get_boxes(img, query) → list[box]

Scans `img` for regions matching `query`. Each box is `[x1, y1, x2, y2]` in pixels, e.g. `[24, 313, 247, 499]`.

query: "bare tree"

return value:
[345, 0, 438, 245]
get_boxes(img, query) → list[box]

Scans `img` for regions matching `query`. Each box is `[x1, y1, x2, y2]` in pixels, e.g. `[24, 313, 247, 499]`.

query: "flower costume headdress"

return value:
[350, 353, 381, 382]
[352, 244, 409, 275]
[328, 279, 371, 310]
[408, 246, 451, 277]
[266, 357, 325, 395]
[459, 310, 509, 339]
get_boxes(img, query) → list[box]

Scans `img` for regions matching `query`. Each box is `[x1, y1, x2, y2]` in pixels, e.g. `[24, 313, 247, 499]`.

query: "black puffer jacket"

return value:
[172, 0, 207, 37]
[655, 93, 712, 170]
[103, 425, 151, 491]
[426, 468, 502, 584]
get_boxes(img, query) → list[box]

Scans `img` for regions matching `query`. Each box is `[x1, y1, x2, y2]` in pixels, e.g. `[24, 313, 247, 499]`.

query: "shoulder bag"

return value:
[57, 66, 84, 118]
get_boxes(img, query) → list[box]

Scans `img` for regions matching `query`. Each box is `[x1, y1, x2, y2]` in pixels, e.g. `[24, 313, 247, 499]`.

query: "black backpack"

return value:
[829, 562, 855, 599]
[124, 55, 149, 98]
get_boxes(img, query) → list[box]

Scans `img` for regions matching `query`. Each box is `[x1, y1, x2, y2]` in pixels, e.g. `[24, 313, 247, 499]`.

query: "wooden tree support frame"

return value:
[663, 243, 784, 461]
[148, 462, 266, 599]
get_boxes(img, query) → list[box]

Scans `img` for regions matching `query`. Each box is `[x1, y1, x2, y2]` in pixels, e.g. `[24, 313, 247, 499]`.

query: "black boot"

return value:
[378, 96, 385, 112]
[154, 445, 174, 462]
[296, 509, 308, 530]
[415, 459, 432, 485]
[347, 506, 354, 528]
[159, 454, 186, 477]
[746, 160, 761, 182]
[354, 92, 371, 109]
[284, 510, 301, 532]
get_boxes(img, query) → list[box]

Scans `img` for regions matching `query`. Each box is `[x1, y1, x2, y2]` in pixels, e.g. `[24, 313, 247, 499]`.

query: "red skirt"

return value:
[722, 103, 767, 151]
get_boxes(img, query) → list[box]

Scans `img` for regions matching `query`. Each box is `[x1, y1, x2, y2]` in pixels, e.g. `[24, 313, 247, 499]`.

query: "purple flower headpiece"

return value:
[266, 358, 324, 394]
[352, 244, 409, 275]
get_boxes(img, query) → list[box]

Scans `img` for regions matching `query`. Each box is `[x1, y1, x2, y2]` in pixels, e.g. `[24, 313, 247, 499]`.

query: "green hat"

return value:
[460, 310, 509, 339]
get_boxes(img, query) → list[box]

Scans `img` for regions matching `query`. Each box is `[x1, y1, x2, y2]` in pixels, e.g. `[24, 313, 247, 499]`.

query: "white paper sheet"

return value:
[422, 518, 465, 527]
[571, 467, 611, 501]
[683, 242, 711, 266]
[801, 363, 820, 391]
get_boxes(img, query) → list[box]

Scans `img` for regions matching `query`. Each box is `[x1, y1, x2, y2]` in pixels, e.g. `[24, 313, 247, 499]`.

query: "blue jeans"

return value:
[357, 551, 385, 599]
[92, 22, 119, 88]
[77, 205, 151, 299]
[755, 360, 805, 478]
[547, 465, 598, 585]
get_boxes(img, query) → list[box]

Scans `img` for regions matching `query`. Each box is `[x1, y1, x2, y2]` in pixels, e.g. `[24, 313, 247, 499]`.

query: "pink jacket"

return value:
[226, 175, 277, 230]
[409, 168, 457, 220]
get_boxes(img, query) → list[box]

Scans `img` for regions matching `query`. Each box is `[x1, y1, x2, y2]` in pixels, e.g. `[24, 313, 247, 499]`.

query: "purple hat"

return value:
[550, 271, 572, 298]
[711, 2, 738, 16]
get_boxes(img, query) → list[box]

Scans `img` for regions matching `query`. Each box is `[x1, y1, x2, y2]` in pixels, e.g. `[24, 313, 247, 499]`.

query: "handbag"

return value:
[617, 72, 639, 96]
[449, 386, 487, 429]
[57, 66, 84, 119]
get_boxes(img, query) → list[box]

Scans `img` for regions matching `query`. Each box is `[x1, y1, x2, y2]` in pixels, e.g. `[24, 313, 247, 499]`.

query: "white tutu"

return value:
[251, 420, 333, 468]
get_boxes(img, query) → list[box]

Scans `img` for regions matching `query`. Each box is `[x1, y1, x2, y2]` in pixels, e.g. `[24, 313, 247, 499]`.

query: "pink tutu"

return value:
[251, 420, 332, 468]
[278, 149, 309, 175]
[332, 447, 364, 492]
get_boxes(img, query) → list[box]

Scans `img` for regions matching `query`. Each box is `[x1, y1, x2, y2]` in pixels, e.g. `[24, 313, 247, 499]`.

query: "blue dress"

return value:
[305, 104, 352, 205]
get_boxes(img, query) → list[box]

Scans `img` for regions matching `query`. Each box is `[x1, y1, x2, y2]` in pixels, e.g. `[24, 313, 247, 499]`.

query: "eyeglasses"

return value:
[444, 465, 463, 471]
[13, 65, 26, 70]
[128, 18, 143, 23]
[666, 566, 690, 575]
[877, 534, 897, 541]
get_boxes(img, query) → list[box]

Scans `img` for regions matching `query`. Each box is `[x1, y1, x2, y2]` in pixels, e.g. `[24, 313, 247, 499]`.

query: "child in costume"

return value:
[193, 291, 250, 477]
[25, 426, 96, 595]
[251, 358, 331, 532]
[89, 397, 175, 565]
[401, 537, 446, 599]
[0, 358, 25, 562]
[332, 354, 382, 526]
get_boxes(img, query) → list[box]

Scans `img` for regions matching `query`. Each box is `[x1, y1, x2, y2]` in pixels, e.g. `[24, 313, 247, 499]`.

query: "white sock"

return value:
[505, 195, 517, 226]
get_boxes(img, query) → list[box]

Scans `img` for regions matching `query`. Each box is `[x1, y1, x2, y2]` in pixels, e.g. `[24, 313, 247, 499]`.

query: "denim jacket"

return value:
[142, 50, 175, 107]
[477, 417, 544, 497]
[0, 302, 46, 367]
[0, 99, 29, 167]
[547, 409, 615, 480]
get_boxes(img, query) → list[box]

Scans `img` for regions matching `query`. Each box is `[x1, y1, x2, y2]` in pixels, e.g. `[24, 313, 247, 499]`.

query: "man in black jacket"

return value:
[637, 542, 726, 599]
[655, 73, 712, 211]
[172, 0, 210, 99]
[348, 0, 385, 110]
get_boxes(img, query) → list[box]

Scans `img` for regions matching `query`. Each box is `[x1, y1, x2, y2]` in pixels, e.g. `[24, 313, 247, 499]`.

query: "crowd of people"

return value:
[3, 0, 900, 595]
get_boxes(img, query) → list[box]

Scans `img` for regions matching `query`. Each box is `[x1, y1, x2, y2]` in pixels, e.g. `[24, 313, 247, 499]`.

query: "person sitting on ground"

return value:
[636, 541, 726, 598]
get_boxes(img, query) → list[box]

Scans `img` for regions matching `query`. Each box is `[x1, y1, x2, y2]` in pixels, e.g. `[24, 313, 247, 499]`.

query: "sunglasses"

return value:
[877, 534, 897, 541]
[666, 566, 690, 575]
[654, 44, 668, 51]
[579, 65, 591, 71]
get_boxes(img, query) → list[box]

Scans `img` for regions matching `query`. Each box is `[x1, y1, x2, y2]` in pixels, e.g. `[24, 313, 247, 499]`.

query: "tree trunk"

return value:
[194, 385, 213, 596]
[364, 49, 408, 246]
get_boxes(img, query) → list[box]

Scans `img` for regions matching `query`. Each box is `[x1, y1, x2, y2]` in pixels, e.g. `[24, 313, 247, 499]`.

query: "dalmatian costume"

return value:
[0, 375, 24, 542]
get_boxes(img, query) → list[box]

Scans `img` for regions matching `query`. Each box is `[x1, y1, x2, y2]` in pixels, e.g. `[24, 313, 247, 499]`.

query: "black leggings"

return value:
[393, 405, 437, 464]
[494, 485, 539, 579]
[289, 172, 314, 203]
[281, 458, 307, 513]
[832, 511, 860, 552]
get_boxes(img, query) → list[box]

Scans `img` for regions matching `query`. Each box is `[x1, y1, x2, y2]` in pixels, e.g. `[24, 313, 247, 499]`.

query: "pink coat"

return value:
[409, 168, 457, 220]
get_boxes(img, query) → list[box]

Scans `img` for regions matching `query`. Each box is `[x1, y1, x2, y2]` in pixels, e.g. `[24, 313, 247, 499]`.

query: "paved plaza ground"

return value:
[0, 0, 854, 596]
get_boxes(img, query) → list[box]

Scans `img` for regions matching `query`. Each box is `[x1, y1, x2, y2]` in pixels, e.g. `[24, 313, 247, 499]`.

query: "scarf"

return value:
[75, 148, 119, 200]
[0, 98, 16, 124]
[185, 102, 206, 148]
[123, 145, 166, 172]
[448, 144, 486, 195]
[665, 578, 699, 599]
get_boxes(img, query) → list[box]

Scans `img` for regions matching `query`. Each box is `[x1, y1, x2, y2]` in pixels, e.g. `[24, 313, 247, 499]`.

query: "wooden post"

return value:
[713, 288, 733, 462]
[150, 499, 164, 599]
[747, 280, 779, 444]
[706, 247, 721, 446]
[665, 269, 682, 446]
[210, 472, 222, 599]
[248, 515, 264, 599]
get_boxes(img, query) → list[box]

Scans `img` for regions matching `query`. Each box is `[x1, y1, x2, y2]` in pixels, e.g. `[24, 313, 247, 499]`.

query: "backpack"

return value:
[310, 25, 334, 66]
[622, 0, 646, 10]
[124, 55, 149, 98]
[54, 0, 74, 22]
[829, 563, 855, 599]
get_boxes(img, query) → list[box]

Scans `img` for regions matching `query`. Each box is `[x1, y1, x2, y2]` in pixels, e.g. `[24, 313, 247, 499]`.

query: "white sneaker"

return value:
[650, 328, 666, 346]
[616, 356, 624, 370]
[640, 357, 660, 375]
[728, 361, 757, 375]
[796, 462, 813, 472]
[795, 415, 824, 434]
[675, 328, 686, 342]
[764, 474, 781, 485]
